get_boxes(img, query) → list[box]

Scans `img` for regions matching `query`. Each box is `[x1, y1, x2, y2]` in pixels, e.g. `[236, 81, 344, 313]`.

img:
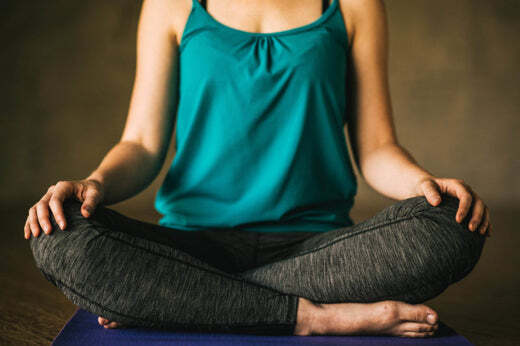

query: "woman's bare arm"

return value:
[25, 0, 183, 238]
[344, 0, 433, 200]
[343, 0, 491, 235]
[88, 0, 180, 206]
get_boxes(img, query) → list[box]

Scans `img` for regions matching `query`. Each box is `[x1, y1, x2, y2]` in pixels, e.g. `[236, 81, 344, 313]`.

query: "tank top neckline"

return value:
[191, 0, 339, 38]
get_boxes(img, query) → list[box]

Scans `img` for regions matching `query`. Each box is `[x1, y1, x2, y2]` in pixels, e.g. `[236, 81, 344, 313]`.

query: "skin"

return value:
[24, 0, 492, 336]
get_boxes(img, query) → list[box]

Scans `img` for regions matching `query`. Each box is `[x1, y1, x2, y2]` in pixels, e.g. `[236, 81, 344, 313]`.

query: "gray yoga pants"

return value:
[29, 194, 486, 335]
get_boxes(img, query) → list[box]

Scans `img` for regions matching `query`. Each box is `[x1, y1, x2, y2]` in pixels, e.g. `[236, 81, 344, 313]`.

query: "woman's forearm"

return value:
[86, 140, 164, 205]
[359, 143, 434, 201]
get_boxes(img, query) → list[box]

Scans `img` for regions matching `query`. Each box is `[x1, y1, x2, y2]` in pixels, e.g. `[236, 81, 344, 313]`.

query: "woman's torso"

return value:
[155, 0, 358, 233]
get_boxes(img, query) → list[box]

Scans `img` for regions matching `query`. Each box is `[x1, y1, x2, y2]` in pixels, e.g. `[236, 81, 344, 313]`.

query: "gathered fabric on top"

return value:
[154, 0, 358, 232]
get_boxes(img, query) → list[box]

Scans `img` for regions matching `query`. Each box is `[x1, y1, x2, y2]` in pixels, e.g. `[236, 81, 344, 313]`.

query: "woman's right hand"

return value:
[24, 179, 105, 239]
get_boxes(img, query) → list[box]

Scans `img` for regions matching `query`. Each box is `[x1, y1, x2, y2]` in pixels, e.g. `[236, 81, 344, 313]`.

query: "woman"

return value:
[25, 0, 491, 338]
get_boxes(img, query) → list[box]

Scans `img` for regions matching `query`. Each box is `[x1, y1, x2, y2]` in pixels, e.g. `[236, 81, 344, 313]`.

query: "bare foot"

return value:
[98, 316, 123, 329]
[294, 297, 439, 338]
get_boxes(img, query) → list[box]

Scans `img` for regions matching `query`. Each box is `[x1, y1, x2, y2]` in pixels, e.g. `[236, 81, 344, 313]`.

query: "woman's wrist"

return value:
[409, 173, 437, 198]
[86, 171, 105, 187]
[85, 172, 108, 198]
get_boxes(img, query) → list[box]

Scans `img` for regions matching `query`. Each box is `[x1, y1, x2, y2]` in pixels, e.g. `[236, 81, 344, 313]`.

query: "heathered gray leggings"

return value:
[29, 195, 486, 335]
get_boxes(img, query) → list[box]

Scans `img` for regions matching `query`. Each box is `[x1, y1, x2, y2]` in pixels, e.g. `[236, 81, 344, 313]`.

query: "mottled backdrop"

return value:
[1, 1, 519, 344]
[1, 0, 518, 222]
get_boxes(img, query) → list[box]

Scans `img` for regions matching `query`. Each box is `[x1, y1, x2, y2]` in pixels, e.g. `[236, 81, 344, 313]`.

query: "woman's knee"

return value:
[29, 199, 97, 281]
[406, 195, 487, 283]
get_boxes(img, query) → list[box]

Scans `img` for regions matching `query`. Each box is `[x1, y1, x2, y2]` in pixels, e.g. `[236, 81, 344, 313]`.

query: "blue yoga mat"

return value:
[52, 308, 473, 345]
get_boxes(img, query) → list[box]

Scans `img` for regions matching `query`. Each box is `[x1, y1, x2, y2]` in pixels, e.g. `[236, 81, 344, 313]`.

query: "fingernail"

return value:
[427, 313, 436, 325]
[59, 222, 65, 230]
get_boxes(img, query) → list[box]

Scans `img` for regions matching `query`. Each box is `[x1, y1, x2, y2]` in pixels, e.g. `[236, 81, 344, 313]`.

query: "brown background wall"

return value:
[1, 0, 518, 222]
[1, 2, 519, 344]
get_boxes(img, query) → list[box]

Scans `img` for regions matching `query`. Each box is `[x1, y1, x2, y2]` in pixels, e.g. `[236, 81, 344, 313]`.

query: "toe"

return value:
[403, 304, 438, 324]
[399, 322, 436, 333]
[426, 311, 439, 325]
[401, 331, 435, 338]
[104, 321, 121, 329]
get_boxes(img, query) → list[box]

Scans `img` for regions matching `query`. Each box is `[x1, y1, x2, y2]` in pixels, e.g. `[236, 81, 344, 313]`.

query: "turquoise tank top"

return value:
[154, 0, 358, 232]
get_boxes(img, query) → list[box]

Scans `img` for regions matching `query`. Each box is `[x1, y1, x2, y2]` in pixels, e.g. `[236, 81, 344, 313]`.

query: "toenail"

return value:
[427, 314, 436, 324]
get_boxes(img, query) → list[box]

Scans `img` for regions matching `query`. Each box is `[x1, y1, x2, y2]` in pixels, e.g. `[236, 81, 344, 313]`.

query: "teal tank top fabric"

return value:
[154, 0, 358, 232]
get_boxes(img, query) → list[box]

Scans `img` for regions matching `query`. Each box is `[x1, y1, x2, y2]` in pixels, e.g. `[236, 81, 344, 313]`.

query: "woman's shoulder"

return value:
[141, 0, 193, 46]
[338, 0, 387, 46]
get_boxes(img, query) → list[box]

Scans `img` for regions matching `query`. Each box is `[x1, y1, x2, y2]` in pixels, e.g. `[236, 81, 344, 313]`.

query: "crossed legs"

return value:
[29, 195, 486, 336]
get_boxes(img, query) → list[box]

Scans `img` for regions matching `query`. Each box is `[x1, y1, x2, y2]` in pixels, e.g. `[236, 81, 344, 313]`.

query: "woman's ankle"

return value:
[294, 297, 326, 335]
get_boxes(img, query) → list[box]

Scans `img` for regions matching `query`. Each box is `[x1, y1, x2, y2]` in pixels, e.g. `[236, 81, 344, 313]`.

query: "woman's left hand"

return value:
[414, 176, 492, 237]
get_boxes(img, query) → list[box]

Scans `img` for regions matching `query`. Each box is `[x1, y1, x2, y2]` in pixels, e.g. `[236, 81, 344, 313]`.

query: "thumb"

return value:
[420, 179, 442, 206]
[81, 187, 103, 218]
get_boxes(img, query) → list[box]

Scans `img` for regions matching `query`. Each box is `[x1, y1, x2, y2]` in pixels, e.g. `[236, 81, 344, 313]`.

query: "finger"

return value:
[24, 219, 31, 239]
[487, 223, 493, 237]
[28, 207, 41, 238]
[447, 181, 473, 223]
[81, 186, 102, 218]
[468, 198, 485, 232]
[98, 317, 108, 325]
[36, 201, 53, 235]
[36, 186, 56, 234]
[44, 184, 56, 199]
[49, 181, 74, 230]
[421, 180, 442, 206]
[481, 211, 492, 237]
[476, 206, 490, 235]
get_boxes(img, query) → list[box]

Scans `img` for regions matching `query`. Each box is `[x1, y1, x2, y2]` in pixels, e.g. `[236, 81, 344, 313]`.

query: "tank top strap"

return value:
[322, 0, 330, 13]
[180, 0, 349, 56]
